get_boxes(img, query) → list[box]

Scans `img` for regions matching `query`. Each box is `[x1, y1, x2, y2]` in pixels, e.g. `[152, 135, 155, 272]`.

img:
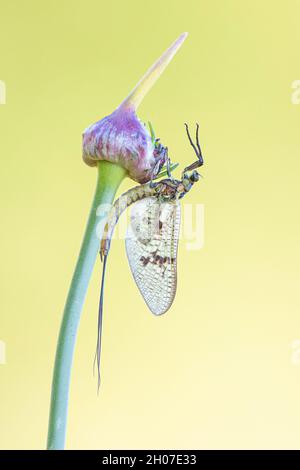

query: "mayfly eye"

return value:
[190, 171, 200, 182]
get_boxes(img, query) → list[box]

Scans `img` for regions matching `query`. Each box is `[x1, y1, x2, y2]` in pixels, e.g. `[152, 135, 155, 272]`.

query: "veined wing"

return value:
[126, 197, 181, 315]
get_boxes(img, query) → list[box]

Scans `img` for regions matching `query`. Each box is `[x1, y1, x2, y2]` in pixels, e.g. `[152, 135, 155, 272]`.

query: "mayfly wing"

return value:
[126, 196, 181, 315]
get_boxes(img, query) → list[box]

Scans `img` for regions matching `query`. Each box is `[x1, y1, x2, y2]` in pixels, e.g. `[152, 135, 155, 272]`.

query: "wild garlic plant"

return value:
[47, 33, 188, 450]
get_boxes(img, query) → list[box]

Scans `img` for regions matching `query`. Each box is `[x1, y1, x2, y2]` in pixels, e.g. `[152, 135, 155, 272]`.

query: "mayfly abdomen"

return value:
[100, 183, 156, 257]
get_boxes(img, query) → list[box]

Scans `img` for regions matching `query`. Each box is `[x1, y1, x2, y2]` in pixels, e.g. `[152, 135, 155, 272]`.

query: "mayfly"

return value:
[95, 123, 204, 387]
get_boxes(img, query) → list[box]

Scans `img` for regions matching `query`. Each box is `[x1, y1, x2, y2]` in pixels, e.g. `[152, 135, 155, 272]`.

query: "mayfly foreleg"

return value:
[195, 122, 203, 163]
[182, 123, 204, 175]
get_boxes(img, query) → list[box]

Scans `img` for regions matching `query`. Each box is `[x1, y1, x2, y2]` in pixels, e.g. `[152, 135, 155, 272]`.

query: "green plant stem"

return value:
[47, 161, 126, 450]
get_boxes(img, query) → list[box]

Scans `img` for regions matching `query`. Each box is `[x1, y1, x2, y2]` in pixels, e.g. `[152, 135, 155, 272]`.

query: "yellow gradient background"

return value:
[1, 0, 300, 450]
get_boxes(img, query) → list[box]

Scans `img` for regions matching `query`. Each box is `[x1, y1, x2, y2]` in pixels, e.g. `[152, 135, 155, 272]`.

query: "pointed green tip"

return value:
[119, 32, 189, 111]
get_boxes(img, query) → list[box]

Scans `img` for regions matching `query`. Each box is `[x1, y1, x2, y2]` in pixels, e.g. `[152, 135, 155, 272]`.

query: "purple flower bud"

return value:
[82, 33, 188, 184]
[83, 106, 166, 183]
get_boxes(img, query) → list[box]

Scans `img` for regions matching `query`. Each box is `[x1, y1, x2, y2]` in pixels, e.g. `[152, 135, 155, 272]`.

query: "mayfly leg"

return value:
[165, 147, 173, 179]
